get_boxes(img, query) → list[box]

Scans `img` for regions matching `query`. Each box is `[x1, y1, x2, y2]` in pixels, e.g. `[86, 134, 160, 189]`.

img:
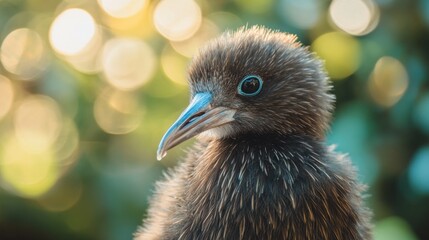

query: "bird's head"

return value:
[157, 26, 334, 160]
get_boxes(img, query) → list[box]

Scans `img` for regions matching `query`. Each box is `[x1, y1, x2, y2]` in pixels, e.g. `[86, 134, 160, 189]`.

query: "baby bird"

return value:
[135, 26, 372, 240]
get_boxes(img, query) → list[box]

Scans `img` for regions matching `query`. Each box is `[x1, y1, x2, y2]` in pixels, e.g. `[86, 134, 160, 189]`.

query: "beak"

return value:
[157, 92, 236, 160]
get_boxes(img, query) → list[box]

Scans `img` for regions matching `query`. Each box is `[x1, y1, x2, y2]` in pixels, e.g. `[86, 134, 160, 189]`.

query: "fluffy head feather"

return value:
[188, 26, 335, 139]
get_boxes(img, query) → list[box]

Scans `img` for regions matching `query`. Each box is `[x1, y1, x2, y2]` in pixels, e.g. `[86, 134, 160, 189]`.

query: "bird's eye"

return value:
[237, 75, 263, 97]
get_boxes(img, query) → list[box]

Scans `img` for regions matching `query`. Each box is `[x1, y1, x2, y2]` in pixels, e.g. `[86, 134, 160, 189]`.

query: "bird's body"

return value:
[136, 27, 372, 240]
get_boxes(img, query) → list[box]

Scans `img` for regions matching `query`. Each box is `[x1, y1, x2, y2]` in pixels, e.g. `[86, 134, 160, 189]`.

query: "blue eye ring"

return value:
[237, 75, 263, 97]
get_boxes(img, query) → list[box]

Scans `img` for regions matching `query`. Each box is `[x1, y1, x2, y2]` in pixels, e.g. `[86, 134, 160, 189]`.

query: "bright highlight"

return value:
[153, 0, 202, 41]
[0, 135, 58, 198]
[97, 0, 146, 18]
[0, 28, 47, 80]
[329, 0, 380, 36]
[49, 8, 97, 56]
[13, 95, 62, 152]
[368, 56, 408, 107]
[101, 38, 156, 90]
[312, 32, 361, 79]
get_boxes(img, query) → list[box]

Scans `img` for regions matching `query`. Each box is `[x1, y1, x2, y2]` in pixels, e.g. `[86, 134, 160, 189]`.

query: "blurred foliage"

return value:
[0, 0, 428, 239]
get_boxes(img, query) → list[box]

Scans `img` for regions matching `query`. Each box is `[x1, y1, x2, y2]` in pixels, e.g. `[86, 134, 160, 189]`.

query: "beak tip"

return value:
[157, 150, 166, 161]
[155, 92, 213, 162]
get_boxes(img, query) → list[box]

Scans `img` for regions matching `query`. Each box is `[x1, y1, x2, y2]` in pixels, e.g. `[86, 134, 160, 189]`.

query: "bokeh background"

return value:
[0, 0, 428, 239]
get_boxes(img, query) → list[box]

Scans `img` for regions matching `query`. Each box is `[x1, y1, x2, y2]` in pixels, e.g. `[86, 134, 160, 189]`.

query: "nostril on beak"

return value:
[181, 111, 206, 129]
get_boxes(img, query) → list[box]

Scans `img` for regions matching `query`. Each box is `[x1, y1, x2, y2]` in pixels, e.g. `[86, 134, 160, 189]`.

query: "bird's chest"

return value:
[163, 138, 364, 240]
[178, 155, 295, 239]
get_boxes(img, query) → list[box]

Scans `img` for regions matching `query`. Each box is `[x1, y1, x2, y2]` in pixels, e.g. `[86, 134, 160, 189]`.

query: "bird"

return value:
[135, 26, 372, 240]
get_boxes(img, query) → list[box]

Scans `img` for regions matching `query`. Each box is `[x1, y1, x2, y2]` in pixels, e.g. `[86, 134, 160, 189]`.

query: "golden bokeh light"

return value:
[329, 0, 380, 36]
[0, 75, 14, 120]
[13, 95, 62, 153]
[161, 46, 188, 86]
[312, 32, 361, 80]
[0, 28, 48, 80]
[101, 4, 154, 37]
[97, 0, 147, 18]
[49, 8, 97, 56]
[0, 134, 59, 198]
[94, 88, 143, 134]
[170, 19, 220, 58]
[64, 28, 103, 74]
[369, 56, 409, 107]
[101, 38, 156, 90]
[153, 0, 202, 41]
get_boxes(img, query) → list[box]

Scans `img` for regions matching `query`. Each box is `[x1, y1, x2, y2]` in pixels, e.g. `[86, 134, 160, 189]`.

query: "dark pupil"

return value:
[241, 78, 260, 94]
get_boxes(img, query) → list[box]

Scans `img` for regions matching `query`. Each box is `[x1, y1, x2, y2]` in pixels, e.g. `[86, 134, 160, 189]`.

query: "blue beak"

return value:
[157, 92, 236, 160]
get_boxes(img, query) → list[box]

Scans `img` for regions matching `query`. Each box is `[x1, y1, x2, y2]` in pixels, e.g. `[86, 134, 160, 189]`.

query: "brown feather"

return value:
[135, 26, 372, 240]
